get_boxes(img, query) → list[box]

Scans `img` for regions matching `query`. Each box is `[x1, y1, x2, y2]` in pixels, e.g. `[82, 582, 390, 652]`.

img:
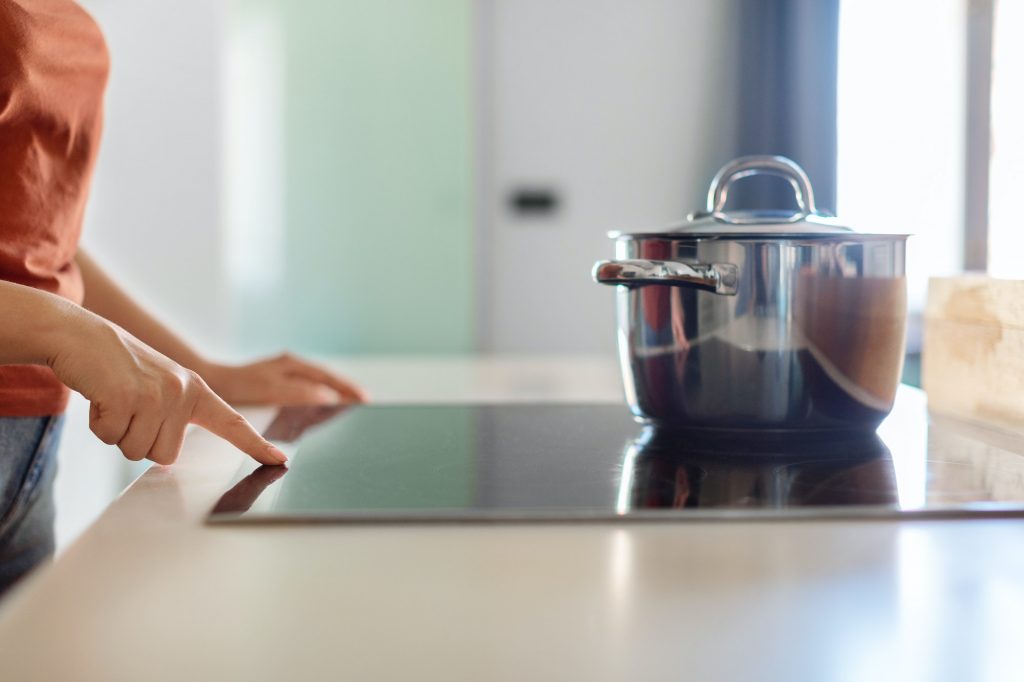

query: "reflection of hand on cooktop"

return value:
[211, 465, 288, 515]
[262, 404, 350, 443]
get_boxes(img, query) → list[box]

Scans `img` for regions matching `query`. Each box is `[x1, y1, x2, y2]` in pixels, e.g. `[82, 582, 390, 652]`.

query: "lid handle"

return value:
[706, 155, 818, 220]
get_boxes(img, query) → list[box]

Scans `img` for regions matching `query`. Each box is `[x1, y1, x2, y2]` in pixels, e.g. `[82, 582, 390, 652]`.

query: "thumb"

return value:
[191, 388, 288, 465]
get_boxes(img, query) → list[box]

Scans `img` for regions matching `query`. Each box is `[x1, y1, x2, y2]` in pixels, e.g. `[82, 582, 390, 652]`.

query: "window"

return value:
[987, 0, 1024, 277]
[837, 0, 966, 317]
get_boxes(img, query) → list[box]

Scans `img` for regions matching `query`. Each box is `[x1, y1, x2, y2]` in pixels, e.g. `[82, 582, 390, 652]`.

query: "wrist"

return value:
[36, 297, 93, 368]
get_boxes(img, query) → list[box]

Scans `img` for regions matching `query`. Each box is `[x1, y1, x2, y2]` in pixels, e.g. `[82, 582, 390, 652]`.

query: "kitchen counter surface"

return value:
[1, 355, 1023, 681]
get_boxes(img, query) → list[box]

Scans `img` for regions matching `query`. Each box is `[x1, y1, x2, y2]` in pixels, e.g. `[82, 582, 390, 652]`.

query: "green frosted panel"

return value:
[230, 0, 474, 354]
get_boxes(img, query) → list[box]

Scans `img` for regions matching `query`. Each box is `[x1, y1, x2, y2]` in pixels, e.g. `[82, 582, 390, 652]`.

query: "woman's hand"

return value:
[199, 353, 368, 407]
[46, 311, 288, 467]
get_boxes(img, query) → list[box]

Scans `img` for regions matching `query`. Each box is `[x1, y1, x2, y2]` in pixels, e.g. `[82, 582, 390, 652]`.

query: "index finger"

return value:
[191, 389, 288, 465]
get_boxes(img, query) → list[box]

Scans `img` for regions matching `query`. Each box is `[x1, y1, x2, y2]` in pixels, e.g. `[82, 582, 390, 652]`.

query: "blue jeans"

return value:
[0, 415, 63, 597]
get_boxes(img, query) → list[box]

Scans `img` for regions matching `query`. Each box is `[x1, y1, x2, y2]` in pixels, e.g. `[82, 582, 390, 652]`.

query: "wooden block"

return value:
[923, 276, 1024, 430]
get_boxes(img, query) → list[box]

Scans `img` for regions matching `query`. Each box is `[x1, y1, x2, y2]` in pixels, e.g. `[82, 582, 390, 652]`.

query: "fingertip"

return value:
[268, 444, 288, 464]
[343, 386, 370, 404]
[243, 441, 288, 466]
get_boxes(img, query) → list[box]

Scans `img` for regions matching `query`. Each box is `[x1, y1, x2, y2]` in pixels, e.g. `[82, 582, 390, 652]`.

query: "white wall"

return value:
[478, 0, 741, 353]
[56, 0, 229, 549]
[78, 0, 230, 355]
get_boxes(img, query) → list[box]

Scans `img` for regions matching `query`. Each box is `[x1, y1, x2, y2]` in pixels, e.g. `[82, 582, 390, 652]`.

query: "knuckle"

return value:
[184, 370, 209, 393]
[90, 424, 119, 445]
[150, 449, 178, 466]
[121, 448, 145, 462]
[163, 372, 187, 397]
[89, 409, 123, 444]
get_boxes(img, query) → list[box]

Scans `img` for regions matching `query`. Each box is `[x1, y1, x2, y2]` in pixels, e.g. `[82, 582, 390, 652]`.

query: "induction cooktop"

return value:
[207, 391, 1024, 524]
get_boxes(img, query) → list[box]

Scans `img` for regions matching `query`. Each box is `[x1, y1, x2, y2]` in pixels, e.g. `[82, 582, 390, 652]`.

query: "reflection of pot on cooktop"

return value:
[619, 426, 898, 512]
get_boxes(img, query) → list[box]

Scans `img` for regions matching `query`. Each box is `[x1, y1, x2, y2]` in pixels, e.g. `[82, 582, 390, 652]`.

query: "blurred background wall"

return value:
[478, 0, 740, 353]
[80, 0, 748, 362]
[74, 0, 972, 364]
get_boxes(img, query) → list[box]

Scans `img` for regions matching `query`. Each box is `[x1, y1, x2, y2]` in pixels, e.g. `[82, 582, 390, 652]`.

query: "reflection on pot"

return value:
[794, 267, 907, 415]
[617, 426, 898, 513]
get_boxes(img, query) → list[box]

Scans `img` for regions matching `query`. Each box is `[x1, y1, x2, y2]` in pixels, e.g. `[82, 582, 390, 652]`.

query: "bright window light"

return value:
[837, 0, 966, 313]
[987, 0, 1024, 277]
[223, 2, 285, 297]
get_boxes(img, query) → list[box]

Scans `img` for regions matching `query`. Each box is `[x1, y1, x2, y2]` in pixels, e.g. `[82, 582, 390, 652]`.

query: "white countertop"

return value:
[1, 355, 1023, 681]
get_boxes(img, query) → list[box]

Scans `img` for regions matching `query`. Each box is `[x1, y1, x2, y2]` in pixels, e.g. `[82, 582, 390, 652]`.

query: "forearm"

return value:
[75, 250, 209, 374]
[0, 280, 82, 366]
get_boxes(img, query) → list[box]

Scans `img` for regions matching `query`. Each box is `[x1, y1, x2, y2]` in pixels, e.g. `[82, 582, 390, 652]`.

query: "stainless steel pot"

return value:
[593, 155, 908, 432]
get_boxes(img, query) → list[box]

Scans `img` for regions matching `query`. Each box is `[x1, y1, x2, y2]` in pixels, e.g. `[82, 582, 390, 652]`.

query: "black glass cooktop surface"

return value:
[207, 391, 1024, 523]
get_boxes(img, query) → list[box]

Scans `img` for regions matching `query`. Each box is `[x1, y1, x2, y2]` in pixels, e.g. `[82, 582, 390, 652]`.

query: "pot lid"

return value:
[612, 156, 855, 238]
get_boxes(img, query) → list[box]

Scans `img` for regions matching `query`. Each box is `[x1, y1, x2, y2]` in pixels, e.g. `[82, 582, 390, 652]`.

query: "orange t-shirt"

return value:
[0, 0, 108, 416]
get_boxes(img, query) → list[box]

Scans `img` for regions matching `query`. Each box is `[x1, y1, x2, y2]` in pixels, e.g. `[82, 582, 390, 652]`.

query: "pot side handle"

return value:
[592, 259, 739, 295]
